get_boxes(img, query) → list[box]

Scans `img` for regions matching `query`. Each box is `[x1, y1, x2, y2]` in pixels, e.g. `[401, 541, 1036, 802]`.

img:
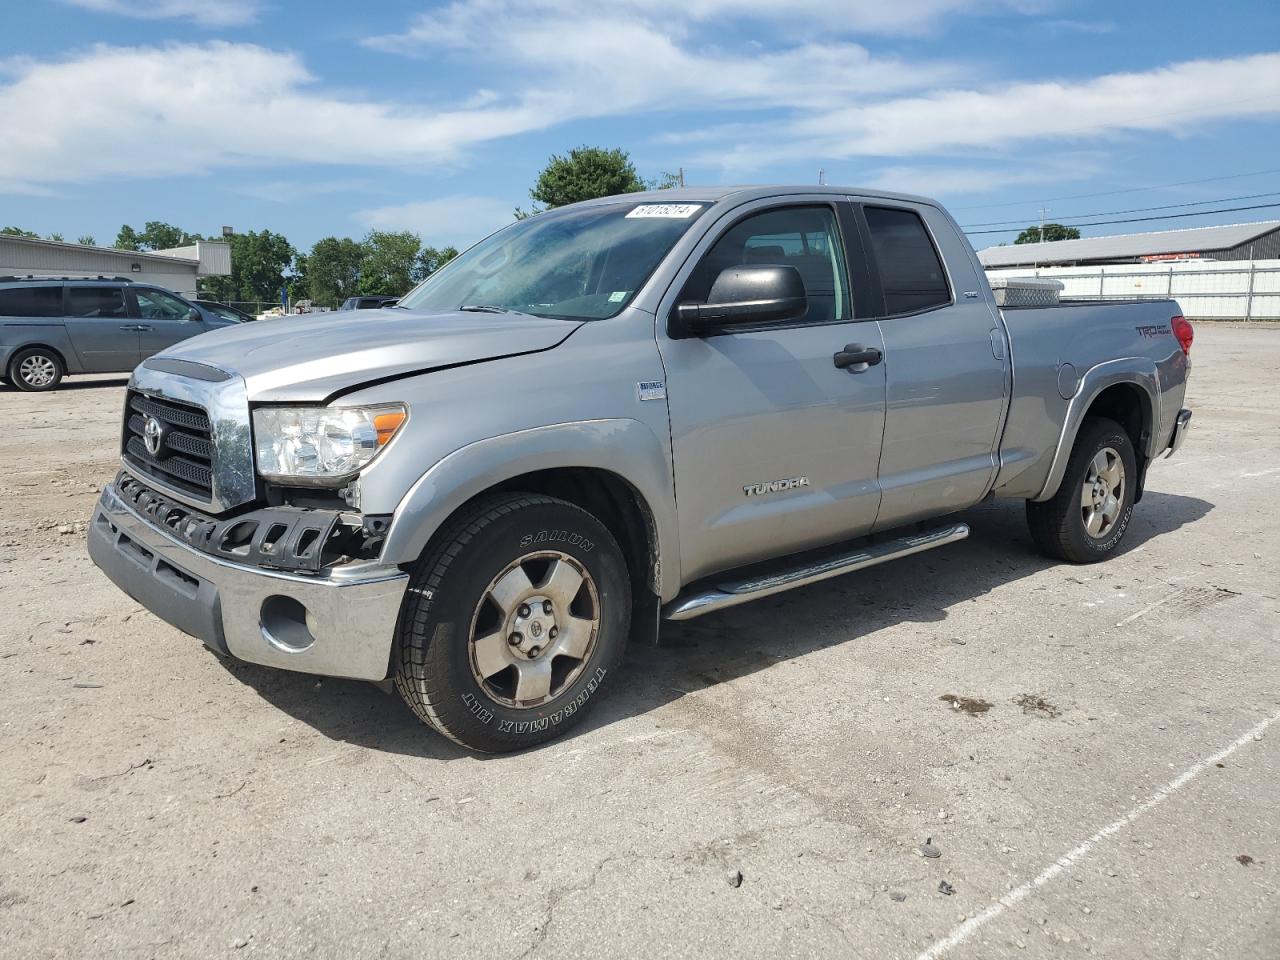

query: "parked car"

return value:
[339, 296, 399, 310]
[0, 277, 240, 391]
[194, 300, 254, 324]
[89, 186, 1193, 752]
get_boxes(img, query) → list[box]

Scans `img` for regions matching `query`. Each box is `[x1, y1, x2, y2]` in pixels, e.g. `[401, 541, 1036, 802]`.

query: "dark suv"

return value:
[339, 296, 399, 310]
[0, 277, 240, 391]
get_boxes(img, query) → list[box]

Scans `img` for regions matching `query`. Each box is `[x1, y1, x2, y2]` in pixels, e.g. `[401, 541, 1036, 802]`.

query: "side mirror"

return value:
[186, 307, 201, 322]
[674, 264, 807, 335]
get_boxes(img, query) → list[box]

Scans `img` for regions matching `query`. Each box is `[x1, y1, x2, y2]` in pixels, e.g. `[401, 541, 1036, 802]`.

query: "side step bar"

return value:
[662, 522, 969, 621]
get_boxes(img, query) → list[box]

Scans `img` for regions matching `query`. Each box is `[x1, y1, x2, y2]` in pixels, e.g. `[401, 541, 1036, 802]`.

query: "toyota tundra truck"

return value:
[88, 186, 1194, 752]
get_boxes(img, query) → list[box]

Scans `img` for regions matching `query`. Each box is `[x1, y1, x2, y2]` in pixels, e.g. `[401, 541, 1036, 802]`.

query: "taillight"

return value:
[1171, 315, 1193, 354]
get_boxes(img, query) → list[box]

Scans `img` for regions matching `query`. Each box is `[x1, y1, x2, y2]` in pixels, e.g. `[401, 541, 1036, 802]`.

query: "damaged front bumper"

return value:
[88, 481, 409, 681]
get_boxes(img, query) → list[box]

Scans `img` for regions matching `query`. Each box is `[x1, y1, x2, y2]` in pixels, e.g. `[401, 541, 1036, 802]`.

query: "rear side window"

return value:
[864, 206, 950, 315]
[66, 286, 127, 319]
[0, 285, 63, 317]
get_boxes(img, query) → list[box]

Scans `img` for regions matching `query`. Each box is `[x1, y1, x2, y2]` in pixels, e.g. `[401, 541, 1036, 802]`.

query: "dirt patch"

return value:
[1013, 693, 1060, 718]
[940, 694, 992, 716]
[1236, 854, 1255, 867]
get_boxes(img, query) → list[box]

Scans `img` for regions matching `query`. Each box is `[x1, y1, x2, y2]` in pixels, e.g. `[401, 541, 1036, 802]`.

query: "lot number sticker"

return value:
[626, 204, 702, 219]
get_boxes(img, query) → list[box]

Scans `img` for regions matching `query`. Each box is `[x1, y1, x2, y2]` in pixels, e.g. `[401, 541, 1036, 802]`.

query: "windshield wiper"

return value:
[458, 304, 511, 314]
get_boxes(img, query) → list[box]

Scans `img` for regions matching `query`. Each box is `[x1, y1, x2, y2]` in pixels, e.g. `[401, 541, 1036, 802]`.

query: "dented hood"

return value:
[157, 308, 582, 402]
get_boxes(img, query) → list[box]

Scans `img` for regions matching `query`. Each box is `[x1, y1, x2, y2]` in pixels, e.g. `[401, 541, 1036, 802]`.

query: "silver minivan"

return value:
[0, 277, 241, 391]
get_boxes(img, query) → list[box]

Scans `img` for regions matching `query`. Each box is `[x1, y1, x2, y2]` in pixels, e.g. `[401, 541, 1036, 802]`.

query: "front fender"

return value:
[380, 418, 682, 600]
[1032, 357, 1161, 502]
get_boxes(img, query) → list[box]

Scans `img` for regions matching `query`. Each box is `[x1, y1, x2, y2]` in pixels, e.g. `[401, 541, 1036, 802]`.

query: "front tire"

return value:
[1027, 416, 1136, 563]
[394, 493, 631, 753]
[8, 347, 64, 392]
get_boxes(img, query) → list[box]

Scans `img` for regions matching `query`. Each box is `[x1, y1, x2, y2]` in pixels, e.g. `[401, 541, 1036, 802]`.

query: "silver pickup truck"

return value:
[88, 186, 1193, 752]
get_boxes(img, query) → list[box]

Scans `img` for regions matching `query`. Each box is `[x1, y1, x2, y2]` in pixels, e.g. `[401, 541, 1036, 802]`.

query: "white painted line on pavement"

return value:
[914, 710, 1280, 960]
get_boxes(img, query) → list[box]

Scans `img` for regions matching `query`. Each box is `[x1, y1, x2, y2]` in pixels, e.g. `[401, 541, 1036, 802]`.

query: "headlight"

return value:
[253, 404, 407, 482]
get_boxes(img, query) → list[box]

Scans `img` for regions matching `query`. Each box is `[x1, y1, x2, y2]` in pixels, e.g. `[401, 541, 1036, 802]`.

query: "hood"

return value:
[159, 308, 583, 402]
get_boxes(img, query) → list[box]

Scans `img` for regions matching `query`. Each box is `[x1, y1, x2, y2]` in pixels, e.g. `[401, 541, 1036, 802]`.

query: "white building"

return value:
[0, 234, 230, 298]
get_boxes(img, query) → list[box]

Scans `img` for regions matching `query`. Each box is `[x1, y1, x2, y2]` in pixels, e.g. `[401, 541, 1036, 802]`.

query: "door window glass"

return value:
[0, 285, 63, 317]
[682, 206, 851, 324]
[863, 206, 950, 315]
[66, 286, 127, 318]
[135, 288, 192, 320]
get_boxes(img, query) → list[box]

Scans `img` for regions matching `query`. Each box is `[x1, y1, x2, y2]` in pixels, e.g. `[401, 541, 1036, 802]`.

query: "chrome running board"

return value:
[662, 522, 969, 621]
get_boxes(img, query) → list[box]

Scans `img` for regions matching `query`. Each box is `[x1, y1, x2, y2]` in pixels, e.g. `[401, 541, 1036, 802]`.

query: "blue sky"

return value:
[3, 0, 1279, 254]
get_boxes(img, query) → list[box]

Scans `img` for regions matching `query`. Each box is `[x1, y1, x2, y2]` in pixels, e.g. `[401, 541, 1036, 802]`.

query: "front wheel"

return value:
[394, 493, 631, 752]
[1026, 416, 1137, 563]
[8, 347, 64, 392]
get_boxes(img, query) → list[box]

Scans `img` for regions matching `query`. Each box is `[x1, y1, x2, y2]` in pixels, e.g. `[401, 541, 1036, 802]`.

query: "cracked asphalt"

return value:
[1, 325, 1277, 959]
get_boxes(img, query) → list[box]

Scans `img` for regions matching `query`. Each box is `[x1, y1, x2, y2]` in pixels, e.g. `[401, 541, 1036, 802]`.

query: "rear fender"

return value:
[1033, 358, 1160, 502]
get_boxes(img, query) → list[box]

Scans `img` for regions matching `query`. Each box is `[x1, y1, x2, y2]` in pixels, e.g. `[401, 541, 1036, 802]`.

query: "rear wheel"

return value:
[8, 347, 64, 392]
[394, 493, 631, 753]
[1027, 416, 1136, 563]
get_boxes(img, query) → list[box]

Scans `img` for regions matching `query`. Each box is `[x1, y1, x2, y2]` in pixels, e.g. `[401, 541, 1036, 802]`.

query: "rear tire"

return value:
[394, 493, 631, 753]
[8, 347, 64, 392]
[1027, 416, 1136, 563]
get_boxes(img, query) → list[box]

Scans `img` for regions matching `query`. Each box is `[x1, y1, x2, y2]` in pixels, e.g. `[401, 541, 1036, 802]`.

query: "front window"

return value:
[135, 288, 193, 320]
[397, 201, 708, 320]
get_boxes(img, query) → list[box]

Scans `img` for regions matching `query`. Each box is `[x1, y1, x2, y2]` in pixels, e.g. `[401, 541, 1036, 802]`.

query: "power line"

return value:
[949, 166, 1280, 212]
[960, 190, 1280, 228]
[963, 201, 1280, 236]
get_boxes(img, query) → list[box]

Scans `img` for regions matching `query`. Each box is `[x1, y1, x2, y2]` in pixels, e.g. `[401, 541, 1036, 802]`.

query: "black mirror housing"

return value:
[675, 264, 807, 335]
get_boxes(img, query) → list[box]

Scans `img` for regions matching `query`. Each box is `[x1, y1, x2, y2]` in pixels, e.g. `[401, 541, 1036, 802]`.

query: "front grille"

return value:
[122, 391, 215, 501]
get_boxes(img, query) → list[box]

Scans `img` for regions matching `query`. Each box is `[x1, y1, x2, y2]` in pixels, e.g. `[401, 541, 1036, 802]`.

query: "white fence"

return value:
[985, 259, 1280, 321]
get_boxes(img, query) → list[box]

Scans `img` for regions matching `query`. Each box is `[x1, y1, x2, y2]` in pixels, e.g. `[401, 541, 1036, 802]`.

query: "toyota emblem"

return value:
[143, 415, 164, 456]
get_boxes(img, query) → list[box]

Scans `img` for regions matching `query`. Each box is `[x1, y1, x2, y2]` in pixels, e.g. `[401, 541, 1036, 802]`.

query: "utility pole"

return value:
[678, 167, 685, 188]
[1035, 206, 1049, 273]
[818, 168, 826, 186]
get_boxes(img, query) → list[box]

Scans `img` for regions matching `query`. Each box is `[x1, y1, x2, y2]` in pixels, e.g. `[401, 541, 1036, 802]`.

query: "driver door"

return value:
[129, 287, 206, 357]
[656, 201, 887, 583]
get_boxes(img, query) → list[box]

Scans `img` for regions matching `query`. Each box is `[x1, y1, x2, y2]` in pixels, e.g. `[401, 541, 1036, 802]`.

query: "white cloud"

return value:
[59, 0, 261, 27]
[0, 43, 550, 189]
[693, 52, 1280, 170]
[355, 195, 516, 249]
[860, 154, 1109, 198]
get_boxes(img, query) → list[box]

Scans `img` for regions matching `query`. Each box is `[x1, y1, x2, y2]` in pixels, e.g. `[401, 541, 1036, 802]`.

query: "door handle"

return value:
[135, 324, 153, 331]
[833, 343, 883, 370]
[119, 325, 138, 331]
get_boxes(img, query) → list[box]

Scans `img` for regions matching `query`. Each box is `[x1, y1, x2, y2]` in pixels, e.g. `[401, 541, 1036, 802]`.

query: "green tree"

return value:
[1, 226, 39, 237]
[358, 230, 420, 297]
[114, 224, 143, 250]
[1015, 223, 1081, 244]
[648, 170, 683, 190]
[518, 146, 647, 217]
[77, 234, 96, 246]
[201, 229, 295, 305]
[307, 236, 366, 307]
[288, 253, 310, 305]
[413, 245, 459, 282]
[114, 221, 202, 251]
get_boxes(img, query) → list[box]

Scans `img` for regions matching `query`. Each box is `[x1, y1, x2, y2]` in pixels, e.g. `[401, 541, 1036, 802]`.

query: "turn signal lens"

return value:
[374, 411, 407, 445]
[1171, 315, 1193, 355]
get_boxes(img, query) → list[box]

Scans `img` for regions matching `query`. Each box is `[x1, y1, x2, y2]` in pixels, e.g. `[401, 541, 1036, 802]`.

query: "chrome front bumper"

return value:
[88, 483, 409, 681]
[1166, 408, 1192, 458]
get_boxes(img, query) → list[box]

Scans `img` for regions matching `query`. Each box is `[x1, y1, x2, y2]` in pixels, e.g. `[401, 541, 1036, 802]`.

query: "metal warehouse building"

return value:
[0, 234, 230, 298]
[978, 220, 1280, 269]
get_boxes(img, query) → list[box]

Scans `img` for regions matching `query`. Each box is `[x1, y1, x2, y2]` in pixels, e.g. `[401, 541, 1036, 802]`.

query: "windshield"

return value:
[397, 201, 707, 320]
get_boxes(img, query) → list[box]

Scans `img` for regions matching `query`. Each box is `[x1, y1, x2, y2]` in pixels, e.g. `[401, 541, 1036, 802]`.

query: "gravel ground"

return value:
[1, 325, 1277, 959]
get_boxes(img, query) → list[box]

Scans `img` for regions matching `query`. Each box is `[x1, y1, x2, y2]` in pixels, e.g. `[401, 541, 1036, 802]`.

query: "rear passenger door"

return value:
[130, 287, 205, 357]
[854, 202, 1009, 530]
[64, 285, 139, 372]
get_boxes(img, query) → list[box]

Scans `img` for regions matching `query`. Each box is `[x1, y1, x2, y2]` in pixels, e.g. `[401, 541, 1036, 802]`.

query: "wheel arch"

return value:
[380, 419, 680, 600]
[8, 341, 70, 376]
[1034, 359, 1160, 503]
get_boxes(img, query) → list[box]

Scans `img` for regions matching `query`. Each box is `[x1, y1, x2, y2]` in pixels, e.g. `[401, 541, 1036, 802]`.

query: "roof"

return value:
[978, 220, 1280, 267]
[574, 184, 938, 209]
[0, 232, 204, 266]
